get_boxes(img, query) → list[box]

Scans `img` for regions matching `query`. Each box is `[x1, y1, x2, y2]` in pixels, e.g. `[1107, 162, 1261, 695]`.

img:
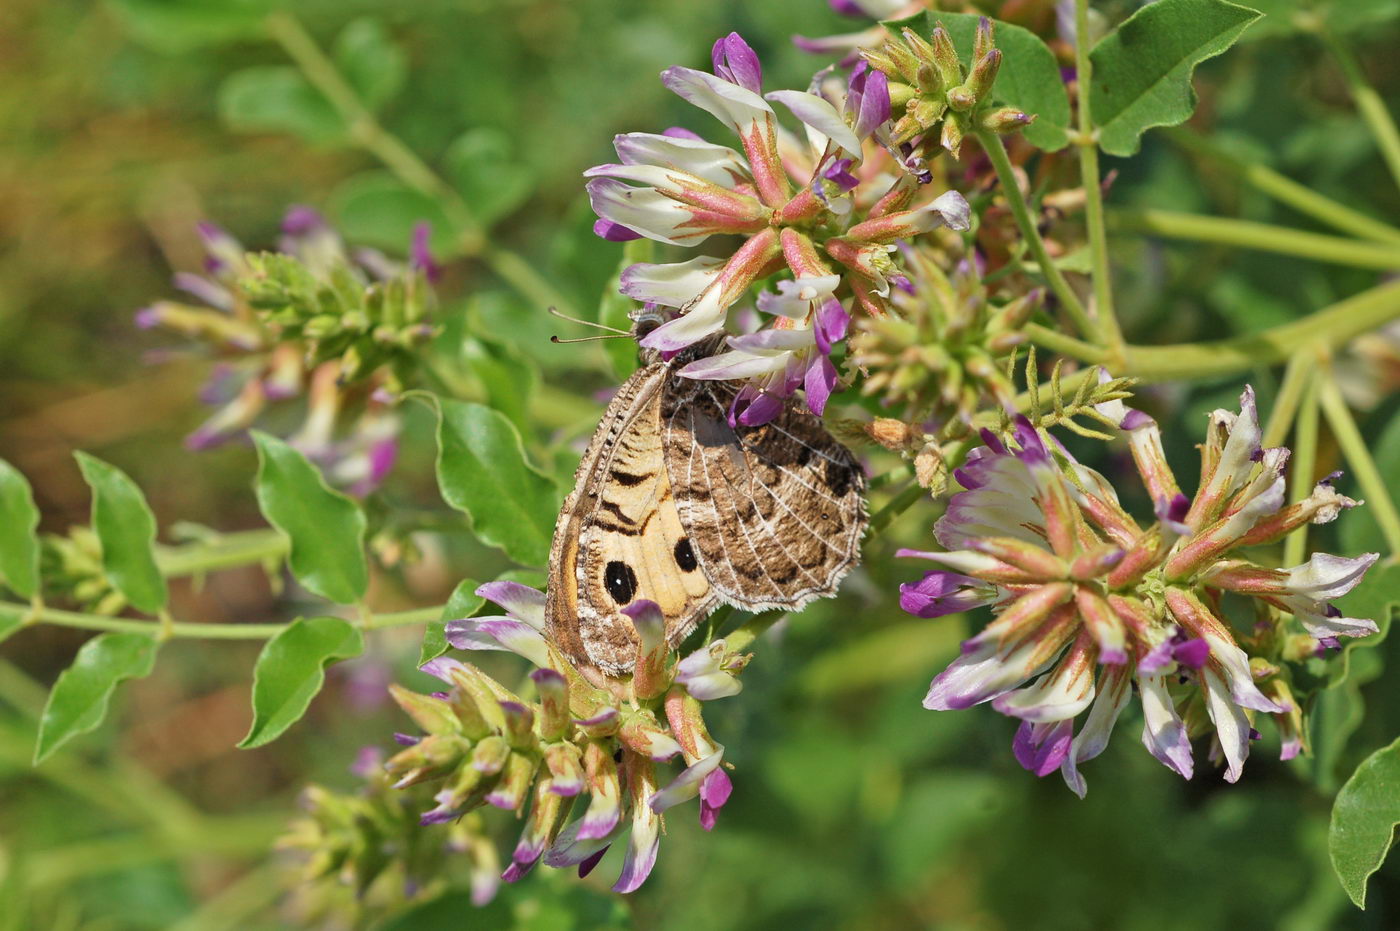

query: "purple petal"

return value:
[411, 222, 441, 283]
[712, 32, 762, 93]
[804, 354, 837, 416]
[593, 218, 644, 241]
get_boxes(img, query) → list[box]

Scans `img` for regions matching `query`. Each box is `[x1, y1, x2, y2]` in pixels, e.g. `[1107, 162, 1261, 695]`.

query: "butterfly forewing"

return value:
[545, 364, 718, 676]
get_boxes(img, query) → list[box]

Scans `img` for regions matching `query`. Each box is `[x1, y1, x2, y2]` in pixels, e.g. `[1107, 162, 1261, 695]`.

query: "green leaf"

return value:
[334, 19, 407, 111]
[598, 239, 653, 380]
[418, 396, 559, 567]
[34, 632, 158, 764]
[459, 336, 539, 433]
[251, 432, 368, 604]
[74, 453, 168, 615]
[0, 460, 40, 599]
[1329, 736, 1400, 909]
[444, 128, 536, 227]
[419, 577, 484, 666]
[218, 66, 346, 145]
[239, 616, 363, 748]
[331, 171, 459, 255]
[1089, 0, 1262, 156]
[109, 0, 274, 52]
[899, 12, 1072, 151]
[0, 609, 25, 647]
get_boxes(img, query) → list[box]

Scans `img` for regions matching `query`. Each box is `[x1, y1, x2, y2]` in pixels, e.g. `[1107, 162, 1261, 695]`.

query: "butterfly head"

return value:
[630, 307, 725, 367]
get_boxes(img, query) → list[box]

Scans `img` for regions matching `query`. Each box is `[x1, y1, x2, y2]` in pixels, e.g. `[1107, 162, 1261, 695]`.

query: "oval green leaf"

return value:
[251, 432, 369, 604]
[419, 577, 485, 666]
[334, 18, 406, 111]
[419, 396, 559, 567]
[1089, 0, 1262, 156]
[1330, 736, 1400, 909]
[896, 11, 1071, 151]
[0, 459, 40, 599]
[74, 452, 168, 615]
[218, 66, 346, 145]
[35, 632, 158, 764]
[239, 615, 364, 749]
[445, 128, 536, 228]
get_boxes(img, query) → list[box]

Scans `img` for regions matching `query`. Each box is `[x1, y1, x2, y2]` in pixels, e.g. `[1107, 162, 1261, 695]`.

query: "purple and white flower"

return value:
[901, 385, 1380, 794]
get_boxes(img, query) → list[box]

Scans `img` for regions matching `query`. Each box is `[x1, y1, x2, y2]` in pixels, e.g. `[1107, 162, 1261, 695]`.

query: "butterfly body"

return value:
[546, 335, 867, 679]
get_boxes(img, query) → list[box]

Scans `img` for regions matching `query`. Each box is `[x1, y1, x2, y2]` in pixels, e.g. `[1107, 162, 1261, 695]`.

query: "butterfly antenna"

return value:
[550, 333, 631, 344]
[547, 306, 629, 335]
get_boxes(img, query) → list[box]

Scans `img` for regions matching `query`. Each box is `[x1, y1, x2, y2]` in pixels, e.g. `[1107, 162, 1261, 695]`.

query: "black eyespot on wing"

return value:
[604, 560, 639, 605]
[674, 537, 698, 572]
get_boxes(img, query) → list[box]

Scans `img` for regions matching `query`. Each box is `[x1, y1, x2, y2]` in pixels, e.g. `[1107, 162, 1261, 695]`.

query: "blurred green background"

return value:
[2, 0, 1399, 928]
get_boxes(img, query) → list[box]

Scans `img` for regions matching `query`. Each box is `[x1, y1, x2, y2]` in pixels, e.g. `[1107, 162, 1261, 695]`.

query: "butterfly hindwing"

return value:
[660, 378, 867, 612]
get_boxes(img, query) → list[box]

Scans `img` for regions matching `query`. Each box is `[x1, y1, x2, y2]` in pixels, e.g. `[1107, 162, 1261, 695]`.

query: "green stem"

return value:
[1318, 27, 1400, 195]
[1074, 0, 1124, 367]
[1166, 127, 1400, 246]
[1024, 322, 1109, 365]
[975, 129, 1101, 343]
[1124, 278, 1400, 381]
[1284, 369, 1319, 567]
[1317, 369, 1400, 559]
[869, 480, 927, 535]
[0, 600, 443, 641]
[154, 529, 287, 577]
[1109, 209, 1400, 270]
[264, 12, 577, 316]
[1261, 350, 1312, 449]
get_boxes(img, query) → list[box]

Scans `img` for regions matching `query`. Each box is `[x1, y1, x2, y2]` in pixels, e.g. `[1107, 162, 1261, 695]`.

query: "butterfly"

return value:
[545, 317, 868, 679]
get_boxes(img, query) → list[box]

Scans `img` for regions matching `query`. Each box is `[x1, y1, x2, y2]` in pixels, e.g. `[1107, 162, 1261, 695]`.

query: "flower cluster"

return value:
[864, 17, 1034, 159]
[585, 32, 971, 425]
[279, 748, 499, 916]
[136, 207, 438, 493]
[901, 384, 1379, 794]
[382, 581, 746, 896]
[850, 243, 1041, 430]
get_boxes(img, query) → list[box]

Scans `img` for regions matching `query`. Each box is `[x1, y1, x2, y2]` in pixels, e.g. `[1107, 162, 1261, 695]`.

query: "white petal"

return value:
[614, 132, 751, 187]
[662, 66, 773, 134]
[1284, 552, 1379, 601]
[1201, 667, 1250, 783]
[680, 349, 790, 381]
[620, 256, 723, 307]
[765, 90, 861, 157]
[585, 178, 700, 246]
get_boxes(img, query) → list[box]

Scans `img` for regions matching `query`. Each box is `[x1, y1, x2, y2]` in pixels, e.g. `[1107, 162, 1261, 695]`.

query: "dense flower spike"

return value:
[134, 206, 437, 492]
[387, 586, 744, 898]
[586, 32, 969, 422]
[901, 385, 1379, 794]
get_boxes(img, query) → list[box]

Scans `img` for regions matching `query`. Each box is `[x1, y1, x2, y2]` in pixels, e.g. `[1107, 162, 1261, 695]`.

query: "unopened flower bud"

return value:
[973, 16, 995, 61]
[946, 86, 977, 112]
[498, 700, 536, 749]
[531, 668, 570, 741]
[543, 742, 585, 796]
[389, 684, 461, 736]
[928, 26, 963, 90]
[966, 49, 1001, 101]
[981, 106, 1035, 134]
[485, 751, 535, 812]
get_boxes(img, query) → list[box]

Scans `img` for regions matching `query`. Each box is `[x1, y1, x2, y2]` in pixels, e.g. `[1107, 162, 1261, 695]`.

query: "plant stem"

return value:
[1317, 369, 1400, 559]
[155, 529, 287, 578]
[1165, 127, 1400, 246]
[1284, 369, 1319, 567]
[870, 480, 927, 534]
[1318, 27, 1400, 195]
[1025, 322, 1109, 364]
[1074, 0, 1125, 367]
[0, 600, 443, 641]
[1262, 350, 1312, 449]
[1109, 209, 1400, 270]
[264, 12, 577, 316]
[1124, 278, 1400, 381]
[975, 129, 1101, 343]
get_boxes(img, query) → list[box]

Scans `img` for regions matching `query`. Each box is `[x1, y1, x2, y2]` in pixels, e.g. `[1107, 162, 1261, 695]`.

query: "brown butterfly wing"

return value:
[545, 363, 718, 677]
[660, 378, 867, 613]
